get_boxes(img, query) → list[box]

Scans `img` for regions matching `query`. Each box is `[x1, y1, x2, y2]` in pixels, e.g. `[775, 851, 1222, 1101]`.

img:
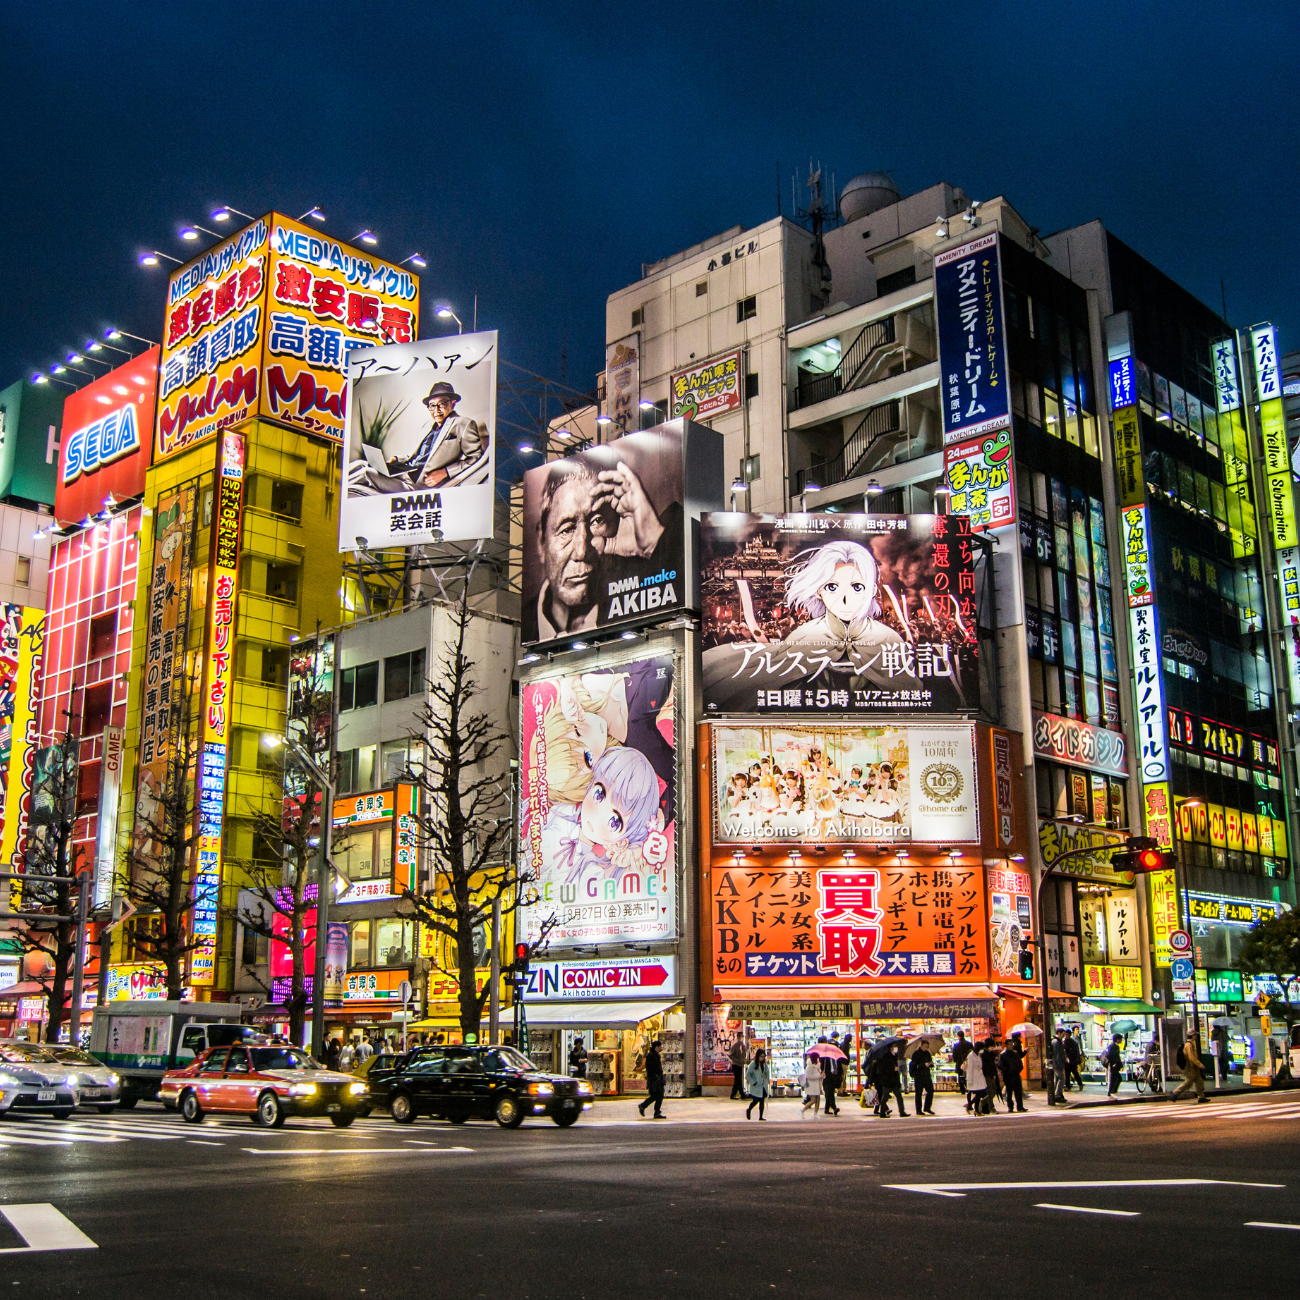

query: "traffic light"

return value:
[1017, 940, 1035, 981]
[514, 942, 530, 976]
[1111, 835, 1166, 873]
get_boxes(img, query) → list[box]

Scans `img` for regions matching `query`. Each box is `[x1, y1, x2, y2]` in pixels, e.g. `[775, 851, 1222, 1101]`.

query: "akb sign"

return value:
[62, 403, 141, 484]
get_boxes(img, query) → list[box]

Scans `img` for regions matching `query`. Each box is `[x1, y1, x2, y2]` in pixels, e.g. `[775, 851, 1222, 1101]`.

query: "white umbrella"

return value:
[1210, 1016, 1234, 1027]
[1008, 1022, 1044, 1036]
[903, 1033, 945, 1057]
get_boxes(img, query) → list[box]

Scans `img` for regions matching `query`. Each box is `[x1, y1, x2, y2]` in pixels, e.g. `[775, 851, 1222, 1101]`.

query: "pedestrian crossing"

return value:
[0, 1110, 387, 1149]
[1074, 1097, 1300, 1122]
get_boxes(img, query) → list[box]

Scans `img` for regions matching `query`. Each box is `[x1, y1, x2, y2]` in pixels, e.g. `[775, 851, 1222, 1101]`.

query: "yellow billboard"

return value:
[0, 609, 46, 900]
[155, 214, 419, 459]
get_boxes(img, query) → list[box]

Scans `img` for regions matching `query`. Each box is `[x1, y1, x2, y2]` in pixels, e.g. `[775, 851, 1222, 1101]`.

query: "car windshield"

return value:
[0, 1045, 59, 1064]
[250, 1047, 315, 1072]
[51, 1048, 100, 1066]
[491, 1047, 539, 1073]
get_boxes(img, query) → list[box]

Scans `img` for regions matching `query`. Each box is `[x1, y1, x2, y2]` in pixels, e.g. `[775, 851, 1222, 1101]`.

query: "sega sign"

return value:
[55, 347, 156, 521]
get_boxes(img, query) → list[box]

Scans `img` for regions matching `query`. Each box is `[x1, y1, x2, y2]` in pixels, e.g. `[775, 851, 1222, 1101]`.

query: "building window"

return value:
[89, 612, 116, 660]
[265, 563, 299, 603]
[375, 918, 413, 965]
[745, 373, 759, 401]
[76, 762, 100, 814]
[240, 924, 258, 968]
[81, 682, 112, 737]
[15, 556, 29, 587]
[350, 920, 371, 967]
[339, 662, 379, 711]
[631, 307, 643, 328]
[336, 745, 378, 793]
[384, 649, 426, 702]
[382, 739, 414, 784]
[876, 266, 917, 297]
[695, 281, 708, 297]
[736, 296, 757, 323]
[201, 486, 214, 527]
[269, 480, 303, 520]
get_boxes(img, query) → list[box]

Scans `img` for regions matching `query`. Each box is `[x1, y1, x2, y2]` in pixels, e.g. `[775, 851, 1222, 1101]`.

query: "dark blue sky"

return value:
[4, 2, 1298, 417]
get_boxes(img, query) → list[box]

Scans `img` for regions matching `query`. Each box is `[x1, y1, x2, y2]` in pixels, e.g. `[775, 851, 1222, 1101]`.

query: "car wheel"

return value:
[330, 1113, 355, 1128]
[256, 1091, 285, 1128]
[97, 1105, 117, 1115]
[117, 1096, 139, 1110]
[52, 1108, 73, 1120]
[180, 1090, 204, 1123]
[390, 1092, 415, 1124]
[494, 1095, 525, 1129]
[553, 1111, 580, 1127]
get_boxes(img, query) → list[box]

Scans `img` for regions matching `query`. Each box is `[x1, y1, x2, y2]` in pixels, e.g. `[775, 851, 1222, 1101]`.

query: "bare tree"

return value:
[121, 667, 206, 999]
[10, 730, 83, 1042]
[236, 635, 335, 1048]
[399, 592, 553, 1039]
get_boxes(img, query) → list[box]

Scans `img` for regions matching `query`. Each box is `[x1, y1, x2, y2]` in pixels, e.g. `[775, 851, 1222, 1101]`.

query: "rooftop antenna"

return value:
[796, 159, 834, 303]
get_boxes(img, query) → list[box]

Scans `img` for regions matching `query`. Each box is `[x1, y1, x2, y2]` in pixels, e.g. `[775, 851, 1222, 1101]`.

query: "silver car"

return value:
[0, 1043, 81, 1119]
[47, 1046, 122, 1113]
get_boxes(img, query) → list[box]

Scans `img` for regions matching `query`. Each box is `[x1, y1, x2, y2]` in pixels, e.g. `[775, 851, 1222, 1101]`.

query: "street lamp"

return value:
[178, 224, 222, 242]
[210, 205, 255, 223]
[266, 733, 336, 1058]
[138, 251, 182, 267]
[298, 207, 326, 223]
[399, 253, 427, 269]
[435, 304, 462, 333]
[353, 229, 378, 246]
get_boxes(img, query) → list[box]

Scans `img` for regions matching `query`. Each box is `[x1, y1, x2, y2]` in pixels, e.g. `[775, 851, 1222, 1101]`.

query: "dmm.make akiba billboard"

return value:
[155, 214, 418, 459]
[56, 349, 156, 521]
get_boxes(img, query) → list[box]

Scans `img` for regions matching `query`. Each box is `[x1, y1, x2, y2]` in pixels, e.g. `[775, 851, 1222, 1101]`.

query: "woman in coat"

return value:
[964, 1039, 988, 1116]
[801, 1053, 824, 1118]
[745, 1048, 773, 1120]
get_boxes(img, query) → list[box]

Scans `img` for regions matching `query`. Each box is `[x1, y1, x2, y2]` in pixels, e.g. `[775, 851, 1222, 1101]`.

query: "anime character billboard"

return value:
[701, 514, 978, 714]
[518, 653, 676, 948]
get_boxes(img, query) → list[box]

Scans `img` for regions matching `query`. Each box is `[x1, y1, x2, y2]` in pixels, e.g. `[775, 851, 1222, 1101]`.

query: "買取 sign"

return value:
[524, 955, 677, 1002]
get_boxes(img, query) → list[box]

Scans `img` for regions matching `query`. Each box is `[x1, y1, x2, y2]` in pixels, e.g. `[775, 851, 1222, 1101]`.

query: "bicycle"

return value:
[1133, 1060, 1163, 1093]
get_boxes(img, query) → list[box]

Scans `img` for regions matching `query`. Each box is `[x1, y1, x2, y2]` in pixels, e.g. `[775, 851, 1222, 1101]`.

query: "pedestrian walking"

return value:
[979, 1039, 1002, 1112]
[1103, 1033, 1124, 1096]
[638, 1040, 666, 1118]
[1048, 1029, 1067, 1105]
[357, 1036, 373, 1062]
[745, 1048, 773, 1120]
[823, 1048, 842, 1116]
[1172, 1034, 1208, 1102]
[964, 1040, 987, 1115]
[909, 1043, 935, 1115]
[951, 1030, 973, 1106]
[728, 1035, 749, 1100]
[877, 1044, 908, 1117]
[801, 1053, 824, 1118]
[325, 1036, 342, 1070]
[999, 1037, 1027, 1112]
[1066, 1027, 1084, 1089]
[840, 1032, 854, 1089]
[568, 1035, 588, 1079]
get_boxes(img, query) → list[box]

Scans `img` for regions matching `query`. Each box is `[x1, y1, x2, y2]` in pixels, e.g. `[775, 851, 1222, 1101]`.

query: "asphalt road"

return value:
[2, 1092, 1298, 1299]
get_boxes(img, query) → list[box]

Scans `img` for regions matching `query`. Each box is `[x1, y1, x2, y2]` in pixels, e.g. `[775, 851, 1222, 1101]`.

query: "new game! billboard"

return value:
[56, 349, 156, 521]
[521, 423, 692, 646]
[701, 513, 978, 714]
[711, 722, 979, 846]
[518, 652, 676, 947]
[340, 333, 497, 548]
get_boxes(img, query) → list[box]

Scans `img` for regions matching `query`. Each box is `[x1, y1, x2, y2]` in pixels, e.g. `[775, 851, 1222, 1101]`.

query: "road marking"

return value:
[1035, 1203, 1140, 1217]
[1246, 1221, 1300, 1231]
[186, 1140, 224, 1146]
[884, 1178, 1284, 1197]
[0, 1205, 96, 1254]
[241, 1146, 473, 1156]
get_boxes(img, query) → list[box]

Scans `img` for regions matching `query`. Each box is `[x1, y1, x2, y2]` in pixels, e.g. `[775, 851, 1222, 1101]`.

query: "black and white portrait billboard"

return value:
[339, 332, 497, 550]
[521, 420, 724, 646]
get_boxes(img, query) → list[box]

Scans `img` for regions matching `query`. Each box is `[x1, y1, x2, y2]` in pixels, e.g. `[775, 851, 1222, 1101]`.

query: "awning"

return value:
[524, 999, 681, 1030]
[1079, 999, 1162, 1016]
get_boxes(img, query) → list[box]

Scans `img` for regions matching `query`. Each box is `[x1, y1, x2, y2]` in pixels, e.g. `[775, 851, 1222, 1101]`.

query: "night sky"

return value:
[4, 2, 1298, 457]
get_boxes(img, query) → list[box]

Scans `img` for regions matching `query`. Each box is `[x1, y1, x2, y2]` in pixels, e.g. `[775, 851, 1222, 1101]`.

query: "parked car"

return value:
[0, 1043, 81, 1119]
[160, 1044, 370, 1127]
[46, 1046, 122, 1113]
[385, 1044, 592, 1128]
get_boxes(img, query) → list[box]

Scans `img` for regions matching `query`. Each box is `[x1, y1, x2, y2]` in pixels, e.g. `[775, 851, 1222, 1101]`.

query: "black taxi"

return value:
[385, 1044, 592, 1128]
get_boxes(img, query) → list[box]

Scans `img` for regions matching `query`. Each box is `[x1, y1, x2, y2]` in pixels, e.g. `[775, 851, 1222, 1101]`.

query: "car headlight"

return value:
[66, 1075, 78, 1088]
[0, 1072, 16, 1087]
[290, 1083, 317, 1096]
[348, 1082, 367, 1095]
[528, 1082, 554, 1097]
[577, 1082, 593, 1096]
[109, 1073, 120, 1086]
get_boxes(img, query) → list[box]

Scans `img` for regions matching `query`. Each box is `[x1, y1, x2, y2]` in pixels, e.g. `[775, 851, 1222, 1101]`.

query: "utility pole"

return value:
[489, 895, 501, 1044]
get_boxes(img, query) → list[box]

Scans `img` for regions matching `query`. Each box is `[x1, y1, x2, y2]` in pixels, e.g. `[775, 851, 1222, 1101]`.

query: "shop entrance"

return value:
[525, 1000, 685, 1097]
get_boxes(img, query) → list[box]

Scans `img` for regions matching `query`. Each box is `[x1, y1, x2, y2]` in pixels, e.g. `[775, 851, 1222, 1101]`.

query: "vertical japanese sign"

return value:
[1275, 546, 1300, 699]
[605, 334, 640, 437]
[1113, 406, 1144, 508]
[393, 783, 420, 894]
[1121, 505, 1155, 604]
[1252, 323, 1297, 549]
[1213, 337, 1242, 413]
[1148, 867, 1180, 967]
[992, 729, 1015, 848]
[935, 232, 1010, 445]
[943, 429, 1016, 530]
[93, 726, 125, 909]
[1129, 603, 1169, 783]
[191, 432, 245, 986]
[0, 610, 45, 905]
[0, 604, 25, 835]
[263, 214, 419, 442]
[156, 220, 268, 460]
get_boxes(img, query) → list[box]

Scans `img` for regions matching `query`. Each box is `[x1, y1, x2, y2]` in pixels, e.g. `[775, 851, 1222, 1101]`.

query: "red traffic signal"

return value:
[1111, 837, 1166, 873]
[514, 942, 530, 972]
[1135, 847, 1163, 872]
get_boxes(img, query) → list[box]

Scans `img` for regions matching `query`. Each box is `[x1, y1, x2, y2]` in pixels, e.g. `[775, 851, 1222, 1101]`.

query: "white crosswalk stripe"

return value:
[0, 1111, 393, 1149]
[1075, 1099, 1300, 1121]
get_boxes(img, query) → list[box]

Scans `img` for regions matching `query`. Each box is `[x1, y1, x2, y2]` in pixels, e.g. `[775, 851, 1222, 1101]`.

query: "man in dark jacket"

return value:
[909, 1044, 935, 1115]
[952, 1030, 973, 1109]
[728, 1036, 748, 1100]
[638, 1041, 666, 1118]
[979, 1040, 1001, 1113]
[1103, 1033, 1124, 1096]
[877, 1044, 908, 1117]
[1063, 1027, 1082, 1090]
[999, 1036, 1027, 1112]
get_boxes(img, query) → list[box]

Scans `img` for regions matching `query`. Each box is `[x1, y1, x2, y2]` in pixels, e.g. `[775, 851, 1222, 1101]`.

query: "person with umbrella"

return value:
[999, 1033, 1028, 1112]
[907, 1037, 936, 1115]
[951, 1030, 973, 1110]
[820, 1037, 843, 1116]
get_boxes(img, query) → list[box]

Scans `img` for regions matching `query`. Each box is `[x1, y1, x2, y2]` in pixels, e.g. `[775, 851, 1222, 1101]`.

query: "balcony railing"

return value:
[791, 315, 897, 411]
[794, 400, 901, 496]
